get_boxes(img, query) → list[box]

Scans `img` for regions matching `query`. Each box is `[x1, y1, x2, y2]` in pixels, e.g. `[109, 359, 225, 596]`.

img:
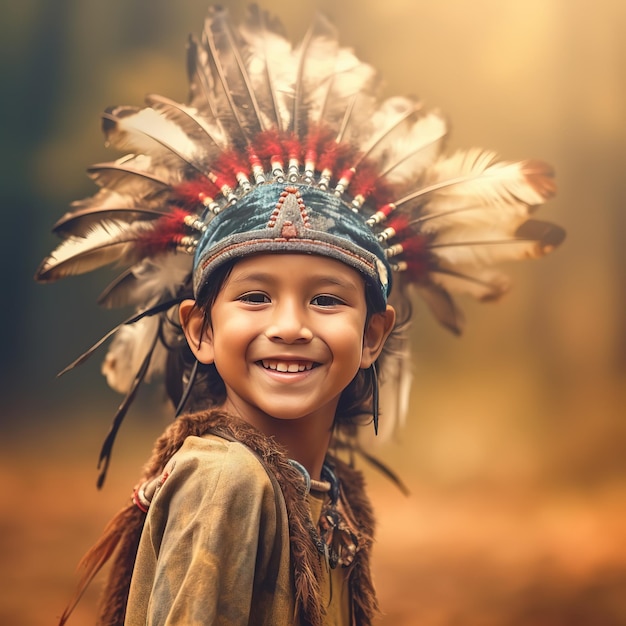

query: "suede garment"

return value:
[121, 410, 378, 626]
[125, 434, 294, 625]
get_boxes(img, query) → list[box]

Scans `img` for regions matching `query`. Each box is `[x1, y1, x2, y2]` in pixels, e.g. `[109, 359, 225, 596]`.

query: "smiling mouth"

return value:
[259, 360, 318, 373]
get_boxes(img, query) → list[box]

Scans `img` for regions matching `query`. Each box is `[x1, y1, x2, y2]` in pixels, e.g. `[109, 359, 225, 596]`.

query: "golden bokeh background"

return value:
[1, 1, 625, 624]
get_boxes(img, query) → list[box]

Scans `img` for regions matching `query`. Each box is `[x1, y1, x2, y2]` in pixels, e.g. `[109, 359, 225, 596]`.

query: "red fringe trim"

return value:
[173, 178, 220, 207]
[136, 209, 191, 256]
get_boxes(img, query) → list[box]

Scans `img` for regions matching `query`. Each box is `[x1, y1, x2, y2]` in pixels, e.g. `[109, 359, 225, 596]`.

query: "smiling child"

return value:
[37, 6, 563, 626]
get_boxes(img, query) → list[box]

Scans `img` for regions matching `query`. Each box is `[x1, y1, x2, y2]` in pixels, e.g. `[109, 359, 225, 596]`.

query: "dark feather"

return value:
[240, 5, 289, 131]
[515, 219, 566, 253]
[186, 34, 221, 124]
[355, 446, 410, 496]
[97, 323, 160, 488]
[175, 359, 199, 417]
[430, 266, 509, 302]
[56, 298, 182, 376]
[416, 283, 465, 335]
[291, 14, 337, 137]
[202, 6, 264, 142]
[371, 362, 379, 435]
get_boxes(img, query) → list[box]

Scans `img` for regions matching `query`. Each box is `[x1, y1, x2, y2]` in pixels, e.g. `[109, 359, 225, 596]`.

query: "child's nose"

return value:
[265, 301, 313, 343]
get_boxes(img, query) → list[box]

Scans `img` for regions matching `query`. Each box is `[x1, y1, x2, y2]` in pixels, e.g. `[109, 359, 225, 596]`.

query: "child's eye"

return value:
[239, 292, 270, 304]
[311, 294, 345, 307]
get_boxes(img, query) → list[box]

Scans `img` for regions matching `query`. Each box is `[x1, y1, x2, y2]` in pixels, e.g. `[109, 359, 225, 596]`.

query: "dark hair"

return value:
[164, 256, 390, 432]
[164, 263, 233, 413]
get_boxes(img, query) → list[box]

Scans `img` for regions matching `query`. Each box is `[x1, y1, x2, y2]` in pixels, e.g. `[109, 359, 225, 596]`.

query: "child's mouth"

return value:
[259, 360, 317, 373]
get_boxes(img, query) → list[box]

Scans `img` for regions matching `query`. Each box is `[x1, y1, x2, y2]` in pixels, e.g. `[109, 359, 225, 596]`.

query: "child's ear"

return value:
[361, 305, 396, 368]
[179, 299, 215, 364]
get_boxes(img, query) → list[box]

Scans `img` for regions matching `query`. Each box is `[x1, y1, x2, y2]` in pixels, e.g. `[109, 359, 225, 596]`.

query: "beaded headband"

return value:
[35, 6, 564, 483]
[193, 184, 392, 307]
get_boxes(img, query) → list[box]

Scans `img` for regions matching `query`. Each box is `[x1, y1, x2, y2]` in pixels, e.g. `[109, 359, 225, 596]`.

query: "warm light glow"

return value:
[4, 1, 625, 624]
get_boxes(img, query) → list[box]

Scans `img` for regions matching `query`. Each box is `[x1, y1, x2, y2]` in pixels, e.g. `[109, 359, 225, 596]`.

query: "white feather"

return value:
[101, 316, 167, 394]
[358, 97, 421, 159]
[377, 109, 448, 185]
[69, 188, 139, 211]
[376, 343, 413, 440]
[131, 254, 193, 303]
[417, 198, 530, 234]
[431, 233, 548, 268]
[421, 149, 555, 208]
[37, 220, 153, 281]
[239, 10, 296, 131]
[317, 47, 377, 131]
[104, 107, 203, 170]
[87, 154, 179, 197]
[147, 94, 227, 152]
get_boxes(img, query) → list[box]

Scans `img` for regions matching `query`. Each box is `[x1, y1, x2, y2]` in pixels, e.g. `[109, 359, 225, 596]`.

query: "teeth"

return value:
[261, 360, 314, 372]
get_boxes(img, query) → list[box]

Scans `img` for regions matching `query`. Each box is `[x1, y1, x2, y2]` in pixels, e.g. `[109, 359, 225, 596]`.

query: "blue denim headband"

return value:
[193, 183, 392, 307]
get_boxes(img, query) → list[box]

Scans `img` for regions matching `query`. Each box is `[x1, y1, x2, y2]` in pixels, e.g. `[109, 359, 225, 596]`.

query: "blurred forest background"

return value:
[1, 0, 625, 624]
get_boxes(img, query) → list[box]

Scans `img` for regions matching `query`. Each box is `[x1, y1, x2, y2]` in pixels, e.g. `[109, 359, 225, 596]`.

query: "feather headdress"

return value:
[36, 5, 564, 482]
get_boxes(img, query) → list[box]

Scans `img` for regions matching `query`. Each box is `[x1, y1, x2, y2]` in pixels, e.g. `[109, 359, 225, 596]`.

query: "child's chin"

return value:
[259, 405, 328, 422]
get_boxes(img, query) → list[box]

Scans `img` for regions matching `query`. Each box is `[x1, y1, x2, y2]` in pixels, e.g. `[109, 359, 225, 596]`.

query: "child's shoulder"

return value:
[163, 432, 276, 498]
[141, 431, 284, 547]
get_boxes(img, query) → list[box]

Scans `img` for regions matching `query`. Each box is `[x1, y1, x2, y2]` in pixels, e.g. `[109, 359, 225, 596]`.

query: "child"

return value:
[37, 6, 564, 625]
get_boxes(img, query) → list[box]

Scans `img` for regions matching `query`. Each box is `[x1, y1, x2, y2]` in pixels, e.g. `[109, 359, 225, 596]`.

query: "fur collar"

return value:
[85, 409, 378, 626]
[196, 410, 379, 625]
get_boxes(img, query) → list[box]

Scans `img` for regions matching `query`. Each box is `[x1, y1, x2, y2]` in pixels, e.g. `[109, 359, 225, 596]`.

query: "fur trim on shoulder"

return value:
[333, 458, 379, 625]
[62, 409, 378, 626]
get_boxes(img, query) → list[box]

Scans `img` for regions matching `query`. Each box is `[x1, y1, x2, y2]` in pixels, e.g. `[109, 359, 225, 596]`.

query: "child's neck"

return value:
[265, 416, 333, 481]
[221, 400, 334, 480]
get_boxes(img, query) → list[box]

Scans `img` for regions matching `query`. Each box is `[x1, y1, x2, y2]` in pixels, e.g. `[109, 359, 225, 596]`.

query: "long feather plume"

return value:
[36, 220, 155, 282]
[53, 206, 166, 238]
[186, 34, 222, 125]
[146, 93, 226, 153]
[430, 266, 511, 301]
[428, 223, 566, 268]
[239, 5, 295, 131]
[408, 149, 556, 213]
[291, 13, 339, 136]
[86, 154, 174, 197]
[66, 186, 165, 211]
[415, 282, 465, 335]
[57, 505, 143, 626]
[377, 110, 448, 184]
[98, 254, 192, 309]
[97, 323, 160, 488]
[102, 106, 206, 175]
[101, 315, 167, 394]
[56, 298, 181, 377]
[202, 6, 264, 142]
[319, 48, 376, 133]
[355, 98, 422, 167]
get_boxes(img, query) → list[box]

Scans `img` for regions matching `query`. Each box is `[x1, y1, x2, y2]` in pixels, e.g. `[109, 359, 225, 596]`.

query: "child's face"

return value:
[182, 253, 393, 428]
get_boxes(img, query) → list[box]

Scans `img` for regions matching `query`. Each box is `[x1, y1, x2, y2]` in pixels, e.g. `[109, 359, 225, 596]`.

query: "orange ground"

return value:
[1, 432, 625, 626]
